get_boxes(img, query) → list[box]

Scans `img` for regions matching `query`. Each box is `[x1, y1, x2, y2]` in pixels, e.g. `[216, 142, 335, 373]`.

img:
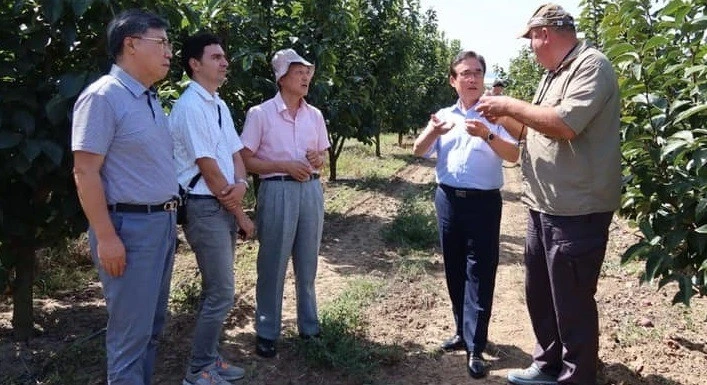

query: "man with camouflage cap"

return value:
[476, 4, 621, 385]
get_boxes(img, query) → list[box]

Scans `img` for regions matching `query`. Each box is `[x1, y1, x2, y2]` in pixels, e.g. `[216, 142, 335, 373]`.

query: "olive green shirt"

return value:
[521, 41, 622, 215]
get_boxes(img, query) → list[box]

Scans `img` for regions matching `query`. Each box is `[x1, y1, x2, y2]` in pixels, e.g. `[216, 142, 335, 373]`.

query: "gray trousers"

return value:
[184, 198, 237, 371]
[90, 211, 176, 385]
[255, 179, 324, 340]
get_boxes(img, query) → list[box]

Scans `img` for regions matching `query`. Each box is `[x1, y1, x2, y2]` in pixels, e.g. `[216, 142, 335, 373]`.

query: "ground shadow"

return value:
[602, 361, 685, 385]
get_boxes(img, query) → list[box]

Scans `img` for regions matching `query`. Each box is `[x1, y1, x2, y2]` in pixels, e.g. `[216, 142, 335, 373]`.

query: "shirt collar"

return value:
[274, 91, 309, 114]
[188, 81, 220, 103]
[109, 64, 152, 98]
[451, 99, 481, 117]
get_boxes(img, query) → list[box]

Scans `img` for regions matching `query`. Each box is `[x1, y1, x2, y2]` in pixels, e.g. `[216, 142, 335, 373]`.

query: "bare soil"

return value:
[1, 159, 705, 385]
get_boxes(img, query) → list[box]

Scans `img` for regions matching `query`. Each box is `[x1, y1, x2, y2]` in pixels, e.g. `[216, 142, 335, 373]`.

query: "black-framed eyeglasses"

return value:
[131, 36, 173, 52]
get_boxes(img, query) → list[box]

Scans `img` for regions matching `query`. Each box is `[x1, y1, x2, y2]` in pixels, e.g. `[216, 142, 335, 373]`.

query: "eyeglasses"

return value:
[457, 70, 484, 79]
[131, 36, 173, 52]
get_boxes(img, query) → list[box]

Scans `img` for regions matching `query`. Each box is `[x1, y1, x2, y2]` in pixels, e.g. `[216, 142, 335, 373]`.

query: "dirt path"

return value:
[2, 158, 705, 385]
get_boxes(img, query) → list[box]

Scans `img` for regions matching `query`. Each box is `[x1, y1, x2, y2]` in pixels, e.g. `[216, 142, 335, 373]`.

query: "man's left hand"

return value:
[465, 119, 491, 139]
[218, 183, 246, 210]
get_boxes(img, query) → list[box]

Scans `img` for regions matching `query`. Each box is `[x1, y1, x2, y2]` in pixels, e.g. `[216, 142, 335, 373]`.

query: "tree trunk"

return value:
[398, 132, 403, 147]
[12, 246, 35, 342]
[328, 147, 337, 181]
[375, 132, 381, 157]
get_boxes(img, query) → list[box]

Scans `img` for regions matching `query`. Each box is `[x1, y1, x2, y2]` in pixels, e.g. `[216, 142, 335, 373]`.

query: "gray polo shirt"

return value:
[71, 64, 178, 205]
[521, 41, 622, 215]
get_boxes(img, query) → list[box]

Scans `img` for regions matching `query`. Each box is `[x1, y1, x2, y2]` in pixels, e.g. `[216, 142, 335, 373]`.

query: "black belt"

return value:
[186, 194, 217, 200]
[262, 174, 320, 182]
[108, 199, 179, 213]
[439, 184, 499, 198]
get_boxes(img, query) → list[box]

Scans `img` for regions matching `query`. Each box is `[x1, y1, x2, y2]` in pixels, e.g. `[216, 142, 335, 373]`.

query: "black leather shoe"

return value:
[255, 336, 277, 358]
[299, 332, 321, 340]
[467, 355, 488, 379]
[440, 334, 466, 351]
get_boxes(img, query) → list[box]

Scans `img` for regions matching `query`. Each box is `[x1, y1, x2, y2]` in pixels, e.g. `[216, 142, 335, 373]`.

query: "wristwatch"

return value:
[486, 132, 495, 142]
[235, 178, 249, 189]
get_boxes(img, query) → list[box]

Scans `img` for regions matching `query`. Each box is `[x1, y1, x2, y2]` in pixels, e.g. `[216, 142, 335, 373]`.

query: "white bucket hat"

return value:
[271, 48, 314, 83]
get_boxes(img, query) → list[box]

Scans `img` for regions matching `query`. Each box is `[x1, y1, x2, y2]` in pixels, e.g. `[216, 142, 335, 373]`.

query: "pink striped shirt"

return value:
[240, 92, 330, 178]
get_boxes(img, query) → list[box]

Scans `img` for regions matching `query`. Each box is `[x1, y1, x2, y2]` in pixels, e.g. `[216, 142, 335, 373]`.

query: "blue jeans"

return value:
[525, 210, 613, 385]
[255, 179, 324, 340]
[184, 198, 237, 371]
[435, 185, 501, 356]
[89, 211, 176, 385]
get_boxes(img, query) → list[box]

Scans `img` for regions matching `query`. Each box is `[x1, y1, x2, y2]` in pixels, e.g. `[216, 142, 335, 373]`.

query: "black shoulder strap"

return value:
[187, 173, 202, 189]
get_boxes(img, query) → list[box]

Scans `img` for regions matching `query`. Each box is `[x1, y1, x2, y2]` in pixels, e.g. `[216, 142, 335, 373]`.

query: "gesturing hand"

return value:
[430, 114, 455, 134]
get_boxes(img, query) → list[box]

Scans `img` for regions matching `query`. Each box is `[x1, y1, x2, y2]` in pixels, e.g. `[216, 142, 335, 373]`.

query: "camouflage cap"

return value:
[518, 3, 575, 39]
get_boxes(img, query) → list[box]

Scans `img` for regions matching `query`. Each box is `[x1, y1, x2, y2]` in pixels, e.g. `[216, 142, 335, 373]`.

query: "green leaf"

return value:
[41, 140, 64, 166]
[0, 131, 22, 149]
[696, 224, 707, 234]
[696, 199, 707, 223]
[693, 149, 707, 171]
[22, 140, 42, 163]
[45, 95, 68, 126]
[58, 72, 88, 98]
[621, 242, 648, 264]
[70, 0, 94, 17]
[661, 139, 687, 160]
[41, 0, 64, 24]
[606, 42, 637, 60]
[673, 276, 694, 306]
[12, 110, 35, 136]
[674, 103, 707, 124]
[643, 35, 670, 51]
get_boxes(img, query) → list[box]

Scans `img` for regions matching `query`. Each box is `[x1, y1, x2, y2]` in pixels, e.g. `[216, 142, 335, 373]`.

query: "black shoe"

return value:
[299, 332, 321, 340]
[440, 334, 466, 351]
[467, 354, 488, 379]
[255, 336, 276, 358]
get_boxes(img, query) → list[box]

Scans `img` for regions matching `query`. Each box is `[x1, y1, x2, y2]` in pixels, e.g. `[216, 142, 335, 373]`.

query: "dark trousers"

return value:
[525, 209, 613, 385]
[435, 184, 501, 356]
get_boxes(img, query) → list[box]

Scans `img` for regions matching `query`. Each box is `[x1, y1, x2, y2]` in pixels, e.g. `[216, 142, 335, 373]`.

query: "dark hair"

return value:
[107, 9, 169, 61]
[449, 51, 486, 77]
[181, 32, 223, 78]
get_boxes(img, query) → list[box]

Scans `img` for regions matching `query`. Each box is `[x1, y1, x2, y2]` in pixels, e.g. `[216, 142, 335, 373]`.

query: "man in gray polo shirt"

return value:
[71, 9, 177, 385]
[476, 3, 621, 385]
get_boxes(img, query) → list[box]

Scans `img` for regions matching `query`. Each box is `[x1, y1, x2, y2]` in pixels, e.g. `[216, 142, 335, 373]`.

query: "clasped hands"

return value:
[218, 183, 255, 239]
[286, 149, 324, 182]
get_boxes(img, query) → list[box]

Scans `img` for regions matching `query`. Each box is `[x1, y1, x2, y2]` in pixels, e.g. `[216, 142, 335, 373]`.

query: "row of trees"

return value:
[0, 0, 458, 339]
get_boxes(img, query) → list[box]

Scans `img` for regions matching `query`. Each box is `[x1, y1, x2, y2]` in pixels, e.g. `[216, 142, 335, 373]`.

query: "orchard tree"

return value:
[504, 46, 543, 102]
[599, 0, 707, 304]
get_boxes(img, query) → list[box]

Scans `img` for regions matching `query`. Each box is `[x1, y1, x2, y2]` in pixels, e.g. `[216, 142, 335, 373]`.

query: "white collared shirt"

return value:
[425, 100, 517, 190]
[170, 81, 244, 195]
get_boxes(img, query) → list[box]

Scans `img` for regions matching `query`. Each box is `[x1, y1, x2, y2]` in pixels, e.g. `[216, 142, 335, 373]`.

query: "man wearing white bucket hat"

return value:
[240, 48, 330, 358]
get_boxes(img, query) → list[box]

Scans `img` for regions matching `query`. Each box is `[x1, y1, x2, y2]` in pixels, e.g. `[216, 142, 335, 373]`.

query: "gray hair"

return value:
[107, 9, 169, 61]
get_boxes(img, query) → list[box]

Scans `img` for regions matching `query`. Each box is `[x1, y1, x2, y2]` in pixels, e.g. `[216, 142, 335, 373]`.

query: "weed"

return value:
[296, 278, 404, 381]
[170, 270, 201, 314]
[395, 248, 436, 282]
[384, 192, 438, 250]
[35, 235, 96, 296]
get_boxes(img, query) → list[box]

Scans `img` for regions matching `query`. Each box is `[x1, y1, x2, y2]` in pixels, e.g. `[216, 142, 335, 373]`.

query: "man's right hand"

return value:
[287, 161, 312, 182]
[430, 114, 455, 134]
[97, 233, 126, 277]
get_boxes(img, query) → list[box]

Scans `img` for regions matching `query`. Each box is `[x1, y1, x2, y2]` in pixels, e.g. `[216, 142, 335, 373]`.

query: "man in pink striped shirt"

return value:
[240, 48, 330, 358]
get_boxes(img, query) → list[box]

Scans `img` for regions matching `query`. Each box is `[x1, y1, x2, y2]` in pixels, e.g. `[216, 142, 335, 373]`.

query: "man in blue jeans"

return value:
[170, 32, 255, 385]
[72, 9, 177, 384]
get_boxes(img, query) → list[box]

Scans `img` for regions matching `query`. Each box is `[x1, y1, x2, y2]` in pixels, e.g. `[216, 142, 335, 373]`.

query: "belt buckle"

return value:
[163, 200, 178, 212]
[455, 190, 467, 198]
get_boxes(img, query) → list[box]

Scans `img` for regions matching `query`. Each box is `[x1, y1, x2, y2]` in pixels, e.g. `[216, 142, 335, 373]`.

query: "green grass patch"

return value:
[296, 278, 403, 381]
[395, 248, 437, 282]
[35, 235, 97, 296]
[384, 188, 438, 250]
